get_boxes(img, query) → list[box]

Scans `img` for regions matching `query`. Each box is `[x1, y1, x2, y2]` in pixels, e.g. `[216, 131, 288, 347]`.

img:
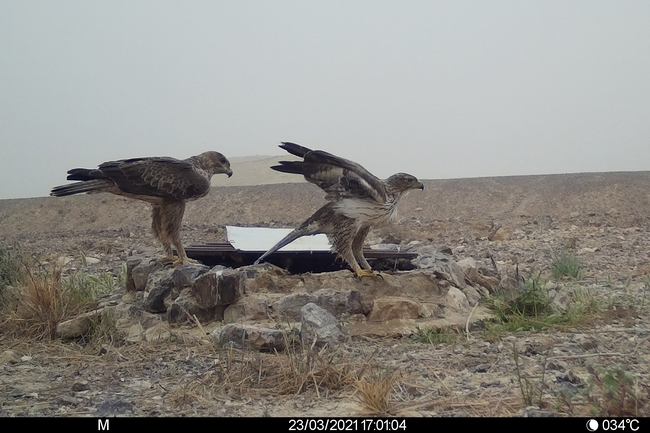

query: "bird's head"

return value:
[386, 173, 424, 194]
[197, 151, 233, 178]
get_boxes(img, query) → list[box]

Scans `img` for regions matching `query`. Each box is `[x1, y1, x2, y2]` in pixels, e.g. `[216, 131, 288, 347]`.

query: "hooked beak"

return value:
[417, 182, 424, 190]
[225, 169, 233, 178]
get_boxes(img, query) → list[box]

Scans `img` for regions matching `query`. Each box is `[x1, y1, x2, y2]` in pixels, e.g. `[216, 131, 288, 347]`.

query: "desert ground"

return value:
[1, 162, 649, 417]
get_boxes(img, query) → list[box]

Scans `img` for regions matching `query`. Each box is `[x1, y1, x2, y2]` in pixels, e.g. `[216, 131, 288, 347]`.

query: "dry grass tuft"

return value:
[15, 265, 67, 339]
[354, 369, 399, 415]
[165, 337, 363, 410]
[273, 341, 357, 396]
[1, 248, 115, 340]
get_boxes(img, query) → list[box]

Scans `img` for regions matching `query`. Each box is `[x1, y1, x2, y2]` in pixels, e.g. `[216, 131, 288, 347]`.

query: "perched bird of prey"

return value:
[51, 152, 233, 265]
[254, 142, 424, 277]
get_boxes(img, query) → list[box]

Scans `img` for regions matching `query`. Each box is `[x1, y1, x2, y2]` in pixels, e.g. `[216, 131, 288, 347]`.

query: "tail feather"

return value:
[65, 168, 98, 181]
[253, 228, 311, 265]
[270, 161, 305, 175]
[279, 142, 312, 158]
[50, 179, 112, 197]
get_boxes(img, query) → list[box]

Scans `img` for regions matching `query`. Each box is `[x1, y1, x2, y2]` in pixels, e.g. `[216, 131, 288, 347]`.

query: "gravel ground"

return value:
[1, 172, 649, 417]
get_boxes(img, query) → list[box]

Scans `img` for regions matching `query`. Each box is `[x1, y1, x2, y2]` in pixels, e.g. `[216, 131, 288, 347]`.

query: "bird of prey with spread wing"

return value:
[254, 142, 424, 277]
[51, 151, 232, 265]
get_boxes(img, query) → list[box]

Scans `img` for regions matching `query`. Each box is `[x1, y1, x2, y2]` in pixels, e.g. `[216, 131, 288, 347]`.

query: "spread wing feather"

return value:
[273, 142, 387, 203]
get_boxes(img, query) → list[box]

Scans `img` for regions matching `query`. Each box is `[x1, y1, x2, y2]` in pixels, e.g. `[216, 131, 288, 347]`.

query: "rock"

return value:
[95, 399, 135, 416]
[191, 266, 242, 309]
[168, 288, 222, 324]
[216, 323, 286, 352]
[471, 363, 492, 373]
[445, 287, 470, 312]
[121, 291, 136, 303]
[270, 292, 316, 320]
[84, 256, 100, 264]
[71, 380, 89, 392]
[367, 297, 422, 322]
[418, 304, 444, 318]
[144, 322, 171, 342]
[300, 303, 347, 348]
[224, 295, 270, 323]
[420, 255, 467, 289]
[126, 323, 144, 342]
[57, 256, 74, 266]
[143, 267, 176, 313]
[173, 262, 210, 286]
[58, 396, 79, 406]
[574, 334, 598, 351]
[519, 406, 555, 417]
[130, 258, 164, 291]
[456, 257, 477, 273]
[56, 309, 105, 339]
[143, 262, 209, 313]
[314, 289, 365, 317]
[125, 256, 145, 291]
[0, 350, 21, 365]
[462, 285, 482, 306]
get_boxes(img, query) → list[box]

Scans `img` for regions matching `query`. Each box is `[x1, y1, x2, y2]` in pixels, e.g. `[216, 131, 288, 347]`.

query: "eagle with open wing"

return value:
[51, 151, 232, 265]
[255, 142, 423, 277]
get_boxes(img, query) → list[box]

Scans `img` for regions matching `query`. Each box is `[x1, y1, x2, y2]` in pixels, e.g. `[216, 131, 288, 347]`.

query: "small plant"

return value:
[484, 273, 599, 336]
[412, 326, 458, 345]
[512, 342, 548, 407]
[487, 275, 552, 323]
[550, 250, 583, 280]
[587, 364, 639, 416]
[85, 307, 121, 347]
[61, 264, 118, 309]
[555, 363, 644, 416]
[118, 262, 128, 289]
[0, 245, 25, 288]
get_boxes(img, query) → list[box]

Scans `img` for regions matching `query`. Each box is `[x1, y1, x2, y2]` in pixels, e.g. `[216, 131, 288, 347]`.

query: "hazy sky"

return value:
[1, 1, 649, 199]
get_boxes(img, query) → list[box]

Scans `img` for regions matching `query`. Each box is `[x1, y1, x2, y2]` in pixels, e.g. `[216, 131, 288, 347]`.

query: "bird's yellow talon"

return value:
[158, 256, 176, 265]
[172, 257, 198, 266]
[355, 269, 379, 278]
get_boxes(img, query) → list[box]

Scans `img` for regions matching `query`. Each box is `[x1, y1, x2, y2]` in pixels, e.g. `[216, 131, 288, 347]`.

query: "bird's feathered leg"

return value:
[351, 226, 378, 277]
[151, 204, 175, 264]
[165, 201, 198, 266]
[152, 201, 196, 266]
[327, 217, 375, 278]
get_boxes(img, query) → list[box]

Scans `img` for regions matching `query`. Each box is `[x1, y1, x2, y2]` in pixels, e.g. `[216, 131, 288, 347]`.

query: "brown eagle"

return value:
[51, 151, 232, 265]
[254, 142, 424, 277]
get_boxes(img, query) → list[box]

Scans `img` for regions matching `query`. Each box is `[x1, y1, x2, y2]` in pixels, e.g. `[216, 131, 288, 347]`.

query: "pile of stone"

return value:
[56, 248, 500, 352]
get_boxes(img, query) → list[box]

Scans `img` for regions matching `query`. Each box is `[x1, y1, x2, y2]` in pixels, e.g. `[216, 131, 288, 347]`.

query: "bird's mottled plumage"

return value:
[51, 151, 232, 264]
[255, 142, 423, 277]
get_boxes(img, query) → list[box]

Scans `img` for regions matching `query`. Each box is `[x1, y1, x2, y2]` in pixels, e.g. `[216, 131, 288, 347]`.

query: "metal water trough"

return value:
[184, 226, 418, 274]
